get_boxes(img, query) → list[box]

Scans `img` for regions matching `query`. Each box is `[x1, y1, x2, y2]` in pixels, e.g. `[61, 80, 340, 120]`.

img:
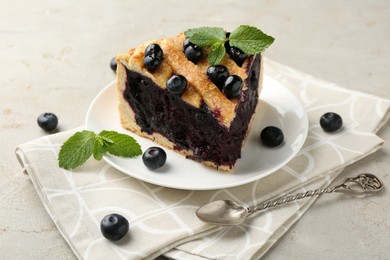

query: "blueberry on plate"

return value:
[110, 57, 117, 72]
[142, 147, 167, 170]
[101, 213, 129, 241]
[207, 65, 229, 90]
[223, 75, 243, 98]
[260, 126, 284, 147]
[320, 112, 343, 132]
[37, 112, 58, 131]
[166, 75, 187, 95]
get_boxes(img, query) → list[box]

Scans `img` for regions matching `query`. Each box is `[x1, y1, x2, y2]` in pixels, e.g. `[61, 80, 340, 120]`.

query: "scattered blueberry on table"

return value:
[37, 112, 58, 132]
[260, 126, 284, 147]
[320, 112, 343, 132]
[101, 213, 129, 241]
[142, 147, 167, 170]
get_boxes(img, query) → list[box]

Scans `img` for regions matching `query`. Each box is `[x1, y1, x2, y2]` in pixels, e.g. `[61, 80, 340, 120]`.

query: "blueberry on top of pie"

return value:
[115, 27, 273, 171]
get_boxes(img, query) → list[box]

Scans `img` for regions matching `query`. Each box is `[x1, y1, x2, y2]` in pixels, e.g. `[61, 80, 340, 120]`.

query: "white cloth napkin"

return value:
[15, 59, 390, 259]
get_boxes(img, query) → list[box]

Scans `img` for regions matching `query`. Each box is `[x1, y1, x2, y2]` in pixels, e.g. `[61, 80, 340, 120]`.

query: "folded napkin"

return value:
[16, 59, 390, 260]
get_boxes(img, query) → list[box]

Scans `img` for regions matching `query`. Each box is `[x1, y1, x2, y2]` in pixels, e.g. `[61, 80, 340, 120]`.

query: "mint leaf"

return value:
[189, 33, 220, 47]
[58, 130, 96, 170]
[98, 130, 142, 158]
[184, 27, 225, 39]
[208, 42, 226, 65]
[229, 25, 275, 55]
[184, 27, 226, 47]
[58, 130, 142, 170]
[93, 138, 106, 161]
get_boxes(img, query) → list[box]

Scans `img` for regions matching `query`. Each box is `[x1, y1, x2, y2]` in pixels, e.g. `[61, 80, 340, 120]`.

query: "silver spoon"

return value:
[196, 173, 383, 226]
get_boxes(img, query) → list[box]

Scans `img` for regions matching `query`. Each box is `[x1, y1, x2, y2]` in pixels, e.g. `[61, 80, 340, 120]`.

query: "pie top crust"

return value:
[116, 33, 253, 128]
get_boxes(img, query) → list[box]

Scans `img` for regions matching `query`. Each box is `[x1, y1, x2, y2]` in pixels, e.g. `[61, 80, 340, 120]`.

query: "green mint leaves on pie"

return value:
[229, 25, 275, 55]
[58, 130, 142, 170]
[208, 42, 226, 66]
[185, 27, 226, 46]
[184, 25, 274, 65]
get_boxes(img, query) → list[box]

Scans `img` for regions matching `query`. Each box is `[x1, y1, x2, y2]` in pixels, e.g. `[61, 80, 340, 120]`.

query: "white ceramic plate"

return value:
[85, 75, 308, 190]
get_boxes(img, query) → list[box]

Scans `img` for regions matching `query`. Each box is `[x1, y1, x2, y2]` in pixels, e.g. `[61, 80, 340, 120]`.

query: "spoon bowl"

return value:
[195, 200, 249, 225]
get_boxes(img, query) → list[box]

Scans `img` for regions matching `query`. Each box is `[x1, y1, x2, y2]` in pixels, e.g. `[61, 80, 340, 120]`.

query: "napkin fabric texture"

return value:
[16, 59, 390, 260]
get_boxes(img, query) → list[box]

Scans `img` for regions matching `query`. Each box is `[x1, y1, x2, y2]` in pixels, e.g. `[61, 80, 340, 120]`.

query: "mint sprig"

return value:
[229, 25, 274, 55]
[58, 130, 142, 170]
[184, 25, 274, 65]
[208, 42, 226, 66]
[185, 27, 226, 46]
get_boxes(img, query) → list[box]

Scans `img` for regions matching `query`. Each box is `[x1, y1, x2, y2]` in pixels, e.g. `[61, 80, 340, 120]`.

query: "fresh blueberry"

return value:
[144, 44, 163, 71]
[166, 75, 187, 95]
[145, 44, 163, 60]
[228, 46, 248, 67]
[320, 112, 343, 132]
[183, 38, 202, 62]
[183, 38, 192, 50]
[110, 57, 117, 72]
[207, 65, 229, 90]
[101, 213, 129, 241]
[223, 75, 243, 98]
[144, 54, 162, 71]
[261, 126, 284, 147]
[37, 112, 58, 131]
[184, 44, 203, 64]
[142, 147, 167, 170]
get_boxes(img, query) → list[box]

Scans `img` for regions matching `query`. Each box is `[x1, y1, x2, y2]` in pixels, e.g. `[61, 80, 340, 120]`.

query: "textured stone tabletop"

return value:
[1, 0, 389, 259]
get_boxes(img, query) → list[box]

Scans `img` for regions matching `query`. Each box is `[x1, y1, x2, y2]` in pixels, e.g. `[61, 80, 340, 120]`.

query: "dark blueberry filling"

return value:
[123, 55, 261, 168]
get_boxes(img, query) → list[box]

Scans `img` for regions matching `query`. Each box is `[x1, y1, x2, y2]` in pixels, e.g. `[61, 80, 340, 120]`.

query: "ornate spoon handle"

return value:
[247, 173, 383, 215]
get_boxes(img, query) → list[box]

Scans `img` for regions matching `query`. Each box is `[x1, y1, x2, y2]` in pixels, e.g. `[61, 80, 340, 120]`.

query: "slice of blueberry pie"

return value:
[115, 26, 274, 171]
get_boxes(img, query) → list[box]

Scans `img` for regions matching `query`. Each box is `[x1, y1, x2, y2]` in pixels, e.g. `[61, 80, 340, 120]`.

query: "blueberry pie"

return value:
[115, 31, 266, 171]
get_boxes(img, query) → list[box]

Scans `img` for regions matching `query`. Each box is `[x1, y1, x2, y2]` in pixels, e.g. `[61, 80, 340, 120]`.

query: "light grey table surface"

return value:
[1, 0, 389, 259]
